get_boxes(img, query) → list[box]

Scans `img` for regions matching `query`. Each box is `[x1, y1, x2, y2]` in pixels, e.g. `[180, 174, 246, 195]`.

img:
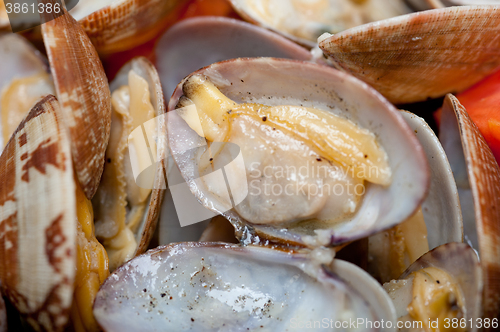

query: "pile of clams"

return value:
[0, 1, 499, 331]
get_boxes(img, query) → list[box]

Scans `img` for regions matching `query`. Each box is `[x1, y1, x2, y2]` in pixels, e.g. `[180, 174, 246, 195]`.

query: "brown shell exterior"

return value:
[442, 95, 500, 321]
[79, 0, 187, 54]
[319, 6, 500, 104]
[0, 95, 76, 332]
[42, 9, 111, 200]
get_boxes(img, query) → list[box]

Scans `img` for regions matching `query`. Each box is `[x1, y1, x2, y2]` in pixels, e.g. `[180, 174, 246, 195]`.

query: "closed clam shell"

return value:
[107, 57, 166, 257]
[0, 95, 76, 332]
[70, 0, 187, 54]
[42, 9, 112, 200]
[0, 33, 53, 150]
[319, 6, 500, 104]
[168, 58, 429, 247]
[439, 94, 500, 321]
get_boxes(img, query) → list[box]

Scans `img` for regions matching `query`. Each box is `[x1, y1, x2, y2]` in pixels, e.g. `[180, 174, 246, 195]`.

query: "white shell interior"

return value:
[400, 111, 463, 248]
[94, 243, 396, 331]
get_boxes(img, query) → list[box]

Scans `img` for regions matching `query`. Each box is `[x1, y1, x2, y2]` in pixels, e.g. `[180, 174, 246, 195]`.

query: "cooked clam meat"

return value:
[179, 75, 391, 226]
[92, 69, 156, 271]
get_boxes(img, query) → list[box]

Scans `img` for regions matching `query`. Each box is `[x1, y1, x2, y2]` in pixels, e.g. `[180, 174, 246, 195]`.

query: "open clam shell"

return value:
[319, 5, 500, 104]
[167, 58, 429, 247]
[94, 242, 397, 331]
[229, 0, 417, 48]
[0, 33, 54, 150]
[42, 8, 112, 200]
[384, 242, 482, 330]
[439, 94, 500, 320]
[92, 57, 166, 271]
[70, 0, 187, 54]
[0, 96, 76, 332]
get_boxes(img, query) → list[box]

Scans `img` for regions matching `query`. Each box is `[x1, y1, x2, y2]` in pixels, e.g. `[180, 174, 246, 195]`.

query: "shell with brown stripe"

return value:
[441, 94, 500, 322]
[0, 95, 75, 332]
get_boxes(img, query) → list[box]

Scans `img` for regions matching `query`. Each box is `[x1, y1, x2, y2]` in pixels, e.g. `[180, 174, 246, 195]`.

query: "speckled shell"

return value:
[42, 9, 112, 200]
[168, 58, 429, 248]
[440, 94, 500, 321]
[73, 0, 187, 54]
[109, 57, 166, 256]
[93, 242, 397, 331]
[0, 95, 76, 332]
[319, 6, 500, 104]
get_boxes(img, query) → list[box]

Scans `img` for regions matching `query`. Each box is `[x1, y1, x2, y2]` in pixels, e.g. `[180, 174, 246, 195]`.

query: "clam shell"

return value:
[0, 33, 52, 150]
[400, 111, 463, 248]
[0, 95, 76, 332]
[439, 94, 500, 320]
[155, 16, 312, 100]
[386, 242, 482, 328]
[319, 6, 500, 104]
[93, 242, 397, 331]
[42, 9, 112, 200]
[70, 0, 187, 54]
[168, 58, 429, 247]
[108, 57, 166, 257]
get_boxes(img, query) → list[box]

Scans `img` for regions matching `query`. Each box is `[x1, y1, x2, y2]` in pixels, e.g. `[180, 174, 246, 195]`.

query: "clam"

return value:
[41, 8, 111, 199]
[318, 5, 500, 104]
[383, 242, 482, 331]
[94, 242, 397, 331]
[229, 0, 423, 48]
[167, 57, 429, 248]
[0, 33, 54, 150]
[0, 95, 100, 332]
[92, 56, 166, 271]
[69, 0, 188, 54]
[367, 111, 463, 282]
[439, 94, 500, 320]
